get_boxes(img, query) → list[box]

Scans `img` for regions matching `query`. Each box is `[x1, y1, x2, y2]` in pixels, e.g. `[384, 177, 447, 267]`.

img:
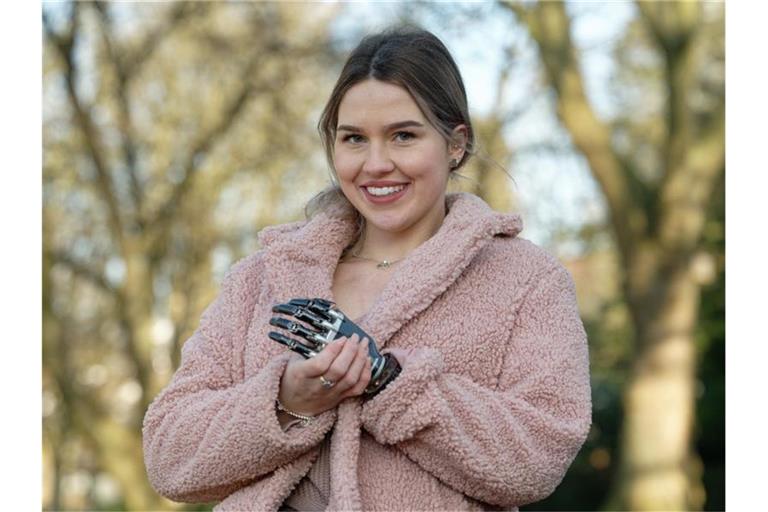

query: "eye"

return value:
[394, 131, 416, 142]
[341, 133, 365, 144]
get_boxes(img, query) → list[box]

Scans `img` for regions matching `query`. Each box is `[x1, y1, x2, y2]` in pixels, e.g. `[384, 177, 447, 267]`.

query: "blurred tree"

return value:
[451, 40, 522, 212]
[42, 1, 343, 509]
[501, 1, 724, 510]
[691, 175, 724, 512]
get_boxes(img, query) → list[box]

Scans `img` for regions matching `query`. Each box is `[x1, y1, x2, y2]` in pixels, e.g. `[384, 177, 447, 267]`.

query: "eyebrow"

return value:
[336, 120, 425, 132]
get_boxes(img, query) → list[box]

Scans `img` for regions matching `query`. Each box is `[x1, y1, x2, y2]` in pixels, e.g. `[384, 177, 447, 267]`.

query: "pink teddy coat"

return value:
[142, 192, 592, 511]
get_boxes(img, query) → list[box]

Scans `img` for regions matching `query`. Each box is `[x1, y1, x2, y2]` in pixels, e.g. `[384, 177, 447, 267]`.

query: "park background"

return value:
[41, 1, 724, 511]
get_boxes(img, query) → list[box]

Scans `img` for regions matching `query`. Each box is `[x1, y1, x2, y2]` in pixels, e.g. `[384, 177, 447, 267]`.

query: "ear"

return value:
[448, 124, 468, 161]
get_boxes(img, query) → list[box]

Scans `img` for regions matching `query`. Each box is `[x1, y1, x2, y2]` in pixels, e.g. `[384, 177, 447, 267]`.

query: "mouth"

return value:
[360, 183, 410, 204]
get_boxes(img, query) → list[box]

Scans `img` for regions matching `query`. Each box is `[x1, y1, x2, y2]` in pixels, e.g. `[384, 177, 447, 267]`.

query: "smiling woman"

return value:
[143, 26, 592, 512]
[333, 79, 466, 260]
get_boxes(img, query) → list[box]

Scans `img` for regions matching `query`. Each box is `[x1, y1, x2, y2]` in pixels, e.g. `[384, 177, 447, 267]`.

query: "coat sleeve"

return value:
[359, 263, 592, 507]
[142, 255, 336, 503]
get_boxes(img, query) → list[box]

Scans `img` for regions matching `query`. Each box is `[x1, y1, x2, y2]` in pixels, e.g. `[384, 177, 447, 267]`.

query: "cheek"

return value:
[408, 140, 448, 167]
[332, 150, 358, 181]
[401, 150, 448, 179]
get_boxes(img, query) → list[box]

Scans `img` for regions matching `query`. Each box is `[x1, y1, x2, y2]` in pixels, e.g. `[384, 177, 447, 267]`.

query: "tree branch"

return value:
[92, 2, 144, 220]
[500, 0, 647, 256]
[635, 1, 723, 251]
[90, 2, 211, 230]
[44, 4, 126, 248]
[121, 2, 210, 80]
[636, 0, 701, 193]
[147, 56, 264, 249]
[48, 249, 117, 297]
[657, 102, 724, 251]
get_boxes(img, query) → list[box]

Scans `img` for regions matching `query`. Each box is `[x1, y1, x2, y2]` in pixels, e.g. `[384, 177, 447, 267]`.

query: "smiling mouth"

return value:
[363, 184, 407, 197]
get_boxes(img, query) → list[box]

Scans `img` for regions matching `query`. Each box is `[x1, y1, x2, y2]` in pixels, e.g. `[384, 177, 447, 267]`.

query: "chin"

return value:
[364, 217, 407, 233]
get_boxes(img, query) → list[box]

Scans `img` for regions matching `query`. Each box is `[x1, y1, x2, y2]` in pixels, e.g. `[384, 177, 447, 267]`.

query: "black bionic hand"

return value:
[269, 298, 401, 396]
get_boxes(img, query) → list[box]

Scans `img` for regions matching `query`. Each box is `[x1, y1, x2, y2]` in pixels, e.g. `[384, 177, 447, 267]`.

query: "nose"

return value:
[361, 141, 395, 175]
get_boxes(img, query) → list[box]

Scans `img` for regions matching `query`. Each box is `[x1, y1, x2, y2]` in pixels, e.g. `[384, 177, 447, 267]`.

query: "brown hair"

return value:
[306, 25, 474, 224]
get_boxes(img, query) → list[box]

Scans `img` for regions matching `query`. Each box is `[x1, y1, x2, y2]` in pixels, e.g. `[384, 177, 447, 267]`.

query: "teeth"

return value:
[366, 184, 406, 196]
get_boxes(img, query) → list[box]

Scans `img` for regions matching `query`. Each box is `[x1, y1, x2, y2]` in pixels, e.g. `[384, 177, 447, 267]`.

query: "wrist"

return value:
[276, 399, 315, 427]
[364, 353, 402, 398]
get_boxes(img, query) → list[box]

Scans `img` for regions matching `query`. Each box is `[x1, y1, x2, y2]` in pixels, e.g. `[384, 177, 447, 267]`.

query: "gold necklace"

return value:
[348, 250, 403, 269]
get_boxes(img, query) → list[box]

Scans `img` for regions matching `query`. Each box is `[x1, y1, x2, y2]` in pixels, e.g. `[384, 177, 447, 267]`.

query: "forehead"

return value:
[337, 79, 426, 126]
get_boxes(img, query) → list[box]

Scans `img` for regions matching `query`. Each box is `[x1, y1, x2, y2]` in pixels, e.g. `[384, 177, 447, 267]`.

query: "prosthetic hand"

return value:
[269, 298, 401, 397]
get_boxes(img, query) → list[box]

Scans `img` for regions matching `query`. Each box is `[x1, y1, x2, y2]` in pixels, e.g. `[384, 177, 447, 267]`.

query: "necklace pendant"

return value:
[376, 260, 391, 269]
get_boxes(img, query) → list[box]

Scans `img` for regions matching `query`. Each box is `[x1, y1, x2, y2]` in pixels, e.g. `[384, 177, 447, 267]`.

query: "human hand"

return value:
[269, 298, 403, 397]
[277, 333, 372, 417]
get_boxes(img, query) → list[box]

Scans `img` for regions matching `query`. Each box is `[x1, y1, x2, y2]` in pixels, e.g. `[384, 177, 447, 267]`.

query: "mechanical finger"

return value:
[269, 317, 326, 347]
[272, 303, 334, 330]
[294, 298, 345, 325]
[268, 331, 317, 359]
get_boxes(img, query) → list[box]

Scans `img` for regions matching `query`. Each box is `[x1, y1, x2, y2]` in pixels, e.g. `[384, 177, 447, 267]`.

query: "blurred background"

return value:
[42, 1, 724, 511]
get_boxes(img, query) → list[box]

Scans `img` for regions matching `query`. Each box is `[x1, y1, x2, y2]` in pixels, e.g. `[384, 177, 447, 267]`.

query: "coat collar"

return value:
[258, 192, 523, 349]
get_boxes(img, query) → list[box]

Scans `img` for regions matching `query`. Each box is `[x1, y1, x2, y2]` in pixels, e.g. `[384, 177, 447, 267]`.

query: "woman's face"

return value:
[333, 79, 465, 239]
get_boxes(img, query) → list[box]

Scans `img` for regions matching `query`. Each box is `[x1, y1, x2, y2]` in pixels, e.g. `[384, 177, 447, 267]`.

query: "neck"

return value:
[351, 200, 447, 261]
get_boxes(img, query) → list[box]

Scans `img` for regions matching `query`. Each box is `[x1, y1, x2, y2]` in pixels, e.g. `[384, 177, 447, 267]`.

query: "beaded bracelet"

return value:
[275, 399, 314, 426]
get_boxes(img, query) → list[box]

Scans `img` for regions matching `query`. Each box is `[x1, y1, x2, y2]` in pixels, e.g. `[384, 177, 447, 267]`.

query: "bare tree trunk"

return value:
[45, 435, 63, 511]
[613, 264, 704, 510]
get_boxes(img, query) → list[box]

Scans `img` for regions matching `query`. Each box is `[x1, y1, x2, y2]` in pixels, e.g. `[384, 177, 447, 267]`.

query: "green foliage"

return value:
[695, 177, 725, 512]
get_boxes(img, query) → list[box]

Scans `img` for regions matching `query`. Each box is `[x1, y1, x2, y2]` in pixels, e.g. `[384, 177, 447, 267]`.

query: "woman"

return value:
[143, 27, 591, 511]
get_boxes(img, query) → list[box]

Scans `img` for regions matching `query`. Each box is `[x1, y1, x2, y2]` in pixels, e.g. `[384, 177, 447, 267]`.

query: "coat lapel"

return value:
[258, 210, 356, 303]
[360, 193, 523, 350]
[259, 193, 523, 352]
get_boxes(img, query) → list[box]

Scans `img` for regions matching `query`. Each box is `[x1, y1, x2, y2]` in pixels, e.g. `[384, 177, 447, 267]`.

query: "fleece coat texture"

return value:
[142, 192, 592, 511]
